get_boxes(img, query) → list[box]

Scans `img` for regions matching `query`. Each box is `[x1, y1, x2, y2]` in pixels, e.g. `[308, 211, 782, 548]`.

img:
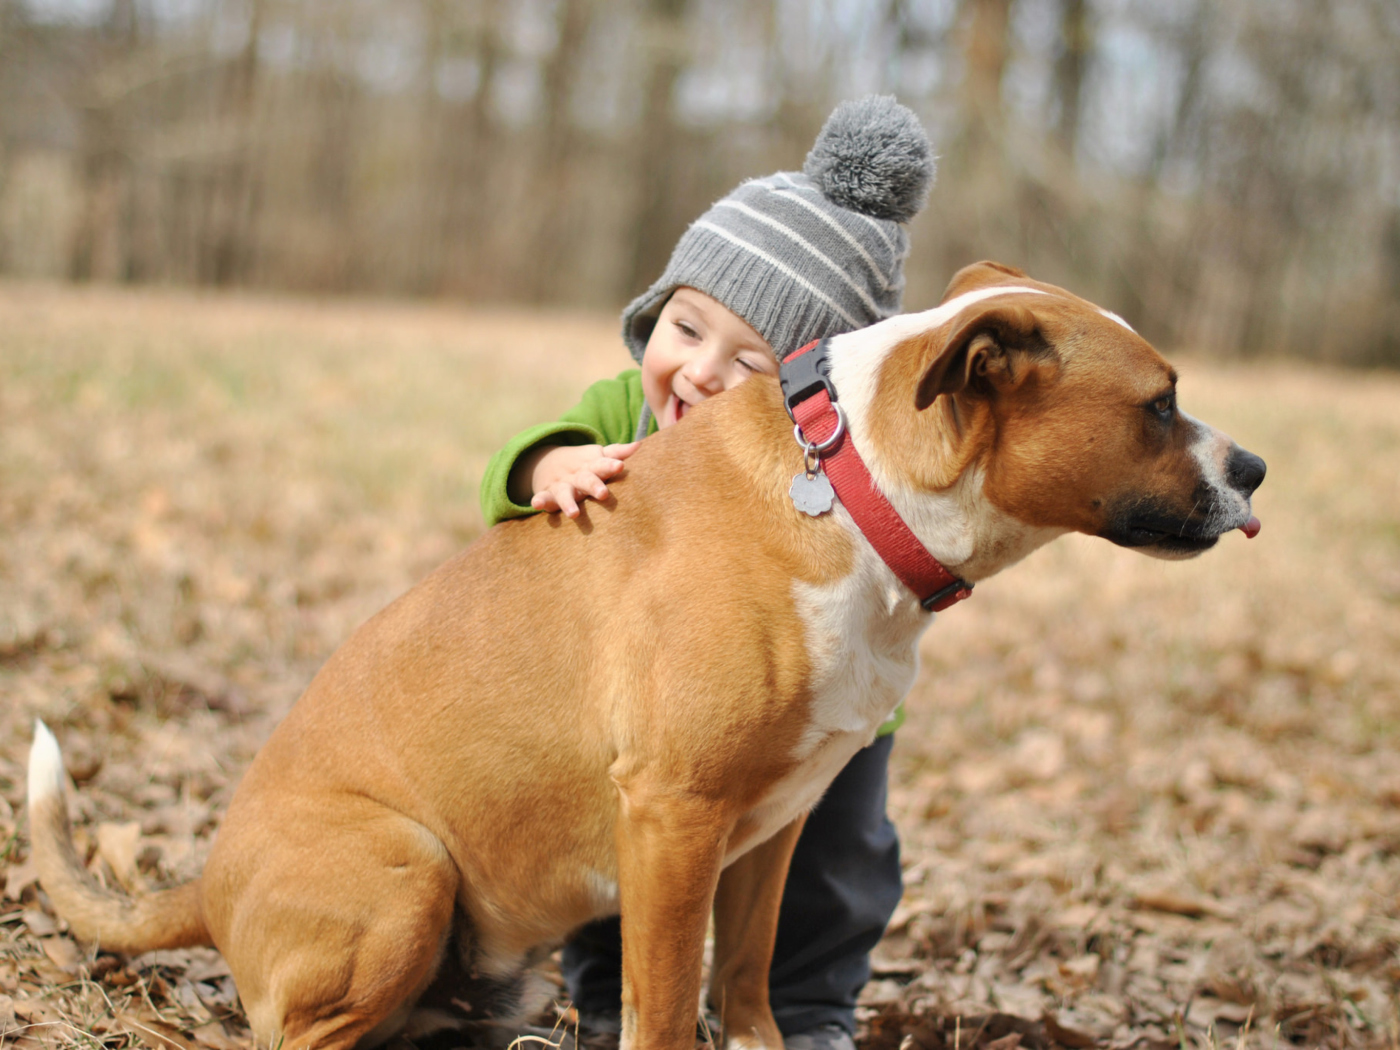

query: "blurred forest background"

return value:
[1, 0, 1397, 365]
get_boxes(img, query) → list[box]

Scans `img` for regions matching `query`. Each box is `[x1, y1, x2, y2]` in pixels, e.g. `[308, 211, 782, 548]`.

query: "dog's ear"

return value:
[914, 303, 1051, 409]
[940, 260, 1030, 301]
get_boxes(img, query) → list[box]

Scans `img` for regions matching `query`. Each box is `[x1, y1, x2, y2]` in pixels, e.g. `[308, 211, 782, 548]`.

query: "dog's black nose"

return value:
[1226, 447, 1266, 496]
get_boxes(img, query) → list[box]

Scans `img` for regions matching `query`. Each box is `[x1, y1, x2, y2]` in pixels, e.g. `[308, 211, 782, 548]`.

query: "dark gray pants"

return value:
[561, 735, 902, 1037]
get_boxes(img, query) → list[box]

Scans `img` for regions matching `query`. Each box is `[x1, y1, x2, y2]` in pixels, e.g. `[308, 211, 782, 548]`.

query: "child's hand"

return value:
[524, 442, 639, 518]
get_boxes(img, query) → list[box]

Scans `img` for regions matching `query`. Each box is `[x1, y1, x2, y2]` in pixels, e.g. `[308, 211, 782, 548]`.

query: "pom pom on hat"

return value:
[803, 95, 935, 224]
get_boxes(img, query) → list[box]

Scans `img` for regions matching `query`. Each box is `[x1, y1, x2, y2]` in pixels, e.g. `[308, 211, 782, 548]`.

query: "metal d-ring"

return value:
[792, 402, 847, 456]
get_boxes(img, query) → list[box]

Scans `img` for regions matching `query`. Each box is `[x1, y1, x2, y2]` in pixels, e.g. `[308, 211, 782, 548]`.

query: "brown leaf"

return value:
[88, 954, 123, 981]
[117, 1011, 200, 1050]
[1186, 997, 1255, 1029]
[39, 935, 82, 973]
[983, 1035, 1022, 1050]
[23, 954, 75, 986]
[183, 952, 233, 982]
[898, 1021, 947, 1050]
[97, 820, 145, 891]
[1131, 889, 1232, 919]
[11, 997, 62, 1024]
[173, 977, 214, 1022]
[18, 908, 56, 936]
[1059, 955, 1100, 982]
[1, 855, 41, 901]
[190, 1021, 245, 1050]
[63, 743, 104, 784]
[1041, 1012, 1096, 1049]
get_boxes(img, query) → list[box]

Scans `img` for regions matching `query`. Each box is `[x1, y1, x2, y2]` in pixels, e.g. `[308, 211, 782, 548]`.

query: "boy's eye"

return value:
[737, 358, 759, 374]
[674, 321, 699, 340]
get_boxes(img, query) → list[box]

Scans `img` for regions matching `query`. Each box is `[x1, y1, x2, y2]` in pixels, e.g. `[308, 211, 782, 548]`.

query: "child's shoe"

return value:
[784, 1023, 857, 1050]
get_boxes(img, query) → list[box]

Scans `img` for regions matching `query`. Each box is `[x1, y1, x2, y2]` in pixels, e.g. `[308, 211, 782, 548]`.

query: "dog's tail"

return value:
[26, 720, 211, 952]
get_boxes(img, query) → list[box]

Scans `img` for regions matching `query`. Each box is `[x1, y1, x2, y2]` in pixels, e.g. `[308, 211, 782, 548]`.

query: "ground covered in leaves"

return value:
[0, 282, 1397, 1049]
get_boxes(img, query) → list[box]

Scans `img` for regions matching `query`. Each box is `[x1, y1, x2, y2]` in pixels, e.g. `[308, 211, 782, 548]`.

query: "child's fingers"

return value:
[534, 481, 580, 517]
[551, 482, 581, 518]
[602, 441, 640, 459]
[590, 457, 628, 482]
[573, 469, 611, 502]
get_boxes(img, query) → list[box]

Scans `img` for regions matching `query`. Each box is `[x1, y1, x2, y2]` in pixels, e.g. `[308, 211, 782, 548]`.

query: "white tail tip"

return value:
[28, 719, 66, 803]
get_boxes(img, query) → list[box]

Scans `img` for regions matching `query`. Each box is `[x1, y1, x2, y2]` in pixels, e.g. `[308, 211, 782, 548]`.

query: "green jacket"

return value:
[480, 368, 903, 736]
[480, 371, 656, 526]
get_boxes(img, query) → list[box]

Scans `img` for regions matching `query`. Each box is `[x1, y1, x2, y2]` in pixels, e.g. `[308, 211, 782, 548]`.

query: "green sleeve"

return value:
[480, 370, 652, 526]
[875, 702, 905, 737]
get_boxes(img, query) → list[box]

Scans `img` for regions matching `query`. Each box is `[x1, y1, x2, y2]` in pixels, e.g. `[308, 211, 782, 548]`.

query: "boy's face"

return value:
[641, 287, 779, 429]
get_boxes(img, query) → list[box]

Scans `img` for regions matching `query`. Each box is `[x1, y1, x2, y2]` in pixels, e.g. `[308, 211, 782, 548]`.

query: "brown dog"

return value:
[28, 262, 1264, 1050]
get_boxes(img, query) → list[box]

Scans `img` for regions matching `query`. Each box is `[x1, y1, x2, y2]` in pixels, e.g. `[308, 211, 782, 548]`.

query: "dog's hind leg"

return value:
[709, 817, 806, 1050]
[208, 805, 460, 1050]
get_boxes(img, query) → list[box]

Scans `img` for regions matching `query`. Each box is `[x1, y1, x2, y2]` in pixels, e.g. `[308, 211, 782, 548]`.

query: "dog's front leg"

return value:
[615, 784, 730, 1050]
[708, 816, 806, 1050]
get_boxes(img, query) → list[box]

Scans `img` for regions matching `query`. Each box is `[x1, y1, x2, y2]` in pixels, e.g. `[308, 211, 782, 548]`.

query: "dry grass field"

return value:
[0, 282, 1397, 1050]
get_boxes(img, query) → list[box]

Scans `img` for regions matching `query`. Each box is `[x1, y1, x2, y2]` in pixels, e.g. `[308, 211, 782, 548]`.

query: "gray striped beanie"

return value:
[621, 95, 935, 363]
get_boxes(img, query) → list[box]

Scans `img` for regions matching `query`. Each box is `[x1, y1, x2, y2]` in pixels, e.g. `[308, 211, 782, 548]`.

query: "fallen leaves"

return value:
[96, 820, 146, 892]
[1, 859, 41, 903]
[113, 1012, 196, 1050]
[37, 936, 80, 974]
[1129, 889, 1234, 921]
[16, 911, 55, 939]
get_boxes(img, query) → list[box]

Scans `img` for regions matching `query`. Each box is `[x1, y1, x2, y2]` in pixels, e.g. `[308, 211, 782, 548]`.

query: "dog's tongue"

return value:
[1240, 515, 1261, 539]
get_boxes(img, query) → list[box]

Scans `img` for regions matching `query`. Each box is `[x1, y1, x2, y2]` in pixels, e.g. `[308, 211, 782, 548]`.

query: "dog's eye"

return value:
[1150, 393, 1175, 421]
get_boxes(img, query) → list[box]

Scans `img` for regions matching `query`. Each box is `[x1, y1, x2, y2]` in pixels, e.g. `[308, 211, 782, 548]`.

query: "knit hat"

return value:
[621, 95, 935, 363]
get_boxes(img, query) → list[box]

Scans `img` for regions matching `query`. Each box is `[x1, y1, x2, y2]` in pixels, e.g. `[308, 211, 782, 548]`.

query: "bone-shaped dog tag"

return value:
[790, 471, 835, 516]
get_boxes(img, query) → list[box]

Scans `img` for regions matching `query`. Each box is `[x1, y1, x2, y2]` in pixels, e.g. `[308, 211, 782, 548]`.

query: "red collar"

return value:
[780, 339, 973, 613]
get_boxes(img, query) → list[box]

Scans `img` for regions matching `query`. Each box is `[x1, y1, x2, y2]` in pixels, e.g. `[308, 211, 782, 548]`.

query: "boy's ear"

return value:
[913, 303, 1052, 409]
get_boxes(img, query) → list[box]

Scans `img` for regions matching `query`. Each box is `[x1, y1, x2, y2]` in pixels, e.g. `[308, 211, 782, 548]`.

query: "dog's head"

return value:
[860, 261, 1265, 561]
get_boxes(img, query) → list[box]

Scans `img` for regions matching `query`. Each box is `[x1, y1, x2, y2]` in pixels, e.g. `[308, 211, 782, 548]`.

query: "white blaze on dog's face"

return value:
[851, 261, 1266, 567]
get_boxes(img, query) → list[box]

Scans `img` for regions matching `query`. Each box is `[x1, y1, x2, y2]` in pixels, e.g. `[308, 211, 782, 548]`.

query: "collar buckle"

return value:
[780, 338, 837, 421]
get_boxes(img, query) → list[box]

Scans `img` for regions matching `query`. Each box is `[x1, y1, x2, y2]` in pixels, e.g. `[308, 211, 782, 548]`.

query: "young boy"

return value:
[479, 96, 934, 1050]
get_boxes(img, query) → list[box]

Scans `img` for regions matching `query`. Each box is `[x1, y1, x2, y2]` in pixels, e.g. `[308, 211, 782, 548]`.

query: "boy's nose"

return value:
[685, 354, 726, 395]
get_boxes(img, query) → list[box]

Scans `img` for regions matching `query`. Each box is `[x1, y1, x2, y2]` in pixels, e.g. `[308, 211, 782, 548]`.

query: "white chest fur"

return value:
[790, 534, 931, 756]
[723, 536, 930, 867]
[725, 286, 1063, 865]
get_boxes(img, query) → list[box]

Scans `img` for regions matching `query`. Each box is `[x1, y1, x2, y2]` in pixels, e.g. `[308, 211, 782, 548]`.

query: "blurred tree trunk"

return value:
[764, 0, 829, 163]
[69, 0, 141, 282]
[413, 0, 447, 294]
[452, 3, 501, 296]
[1151, 6, 1207, 180]
[526, 0, 591, 301]
[0, 0, 16, 73]
[622, 0, 690, 299]
[0, 0, 17, 227]
[206, 0, 261, 285]
[932, 0, 1015, 279]
[1053, 0, 1087, 157]
[962, 0, 1010, 164]
[310, 11, 361, 289]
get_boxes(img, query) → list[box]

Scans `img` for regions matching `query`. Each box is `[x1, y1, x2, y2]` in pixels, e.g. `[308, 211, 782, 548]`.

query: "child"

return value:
[480, 95, 934, 1050]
